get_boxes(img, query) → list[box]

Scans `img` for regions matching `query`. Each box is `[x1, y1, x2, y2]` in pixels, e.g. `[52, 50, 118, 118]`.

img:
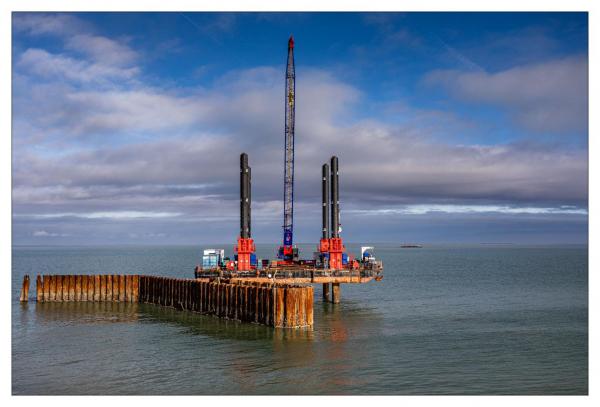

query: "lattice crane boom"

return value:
[279, 35, 296, 261]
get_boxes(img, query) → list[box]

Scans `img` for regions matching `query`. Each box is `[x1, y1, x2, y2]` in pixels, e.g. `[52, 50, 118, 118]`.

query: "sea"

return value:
[11, 244, 588, 395]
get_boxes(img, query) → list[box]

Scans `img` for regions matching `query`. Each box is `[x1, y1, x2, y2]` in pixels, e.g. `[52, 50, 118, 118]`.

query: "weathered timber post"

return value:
[233, 284, 238, 320]
[159, 277, 163, 306]
[298, 287, 306, 327]
[75, 275, 82, 301]
[143, 275, 148, 303]
[48, 275, 56, 302]
[59, 275, 66, 302]
[171, 278, 176, 307]
[196, 281, 204, 313]
[152, 276, 157, 304]
[90, 275, 95, 301]
[140, 276, 146, 303]
[208, 282, 213, 314]
[217, 282, 221, 315]
[284, 288, 293, 327]
[20, 275, 30, 302]
[169, 278, 174, 307]
[260, 287, 266, 324]
[264, 286, 271, 326]
[323, 283, 330, 302]
[62, 275, 69, 301]
[138, 275, 143, 303]
[36, 275, 43, 302]
[106, 275, 113, 302]
[186, 279, 190, 309]
[124, 275, 131, 302]
[192, 280, 197, 311]
[183, 280, 188, 310]
[306, 286, 314, 326]
[257, 285, 262, 323]
[155, 277, 160, 305]
[332, 283, 341, 304]
[80, 276, 86, 301]
[131, 275, 137, 303]
[223, 283, 228, 316]
[165, 277, 170, 306]
[43, 275, 50, 302]
[220, 283, 226, 317]
[194, 280, 202, 312]
[249, 285, 255, 322]
[84, 275, 91, 301]
[59, 275, 65, 302]
[53, 275, 60, 302]
[204, 281, 209, 313]
[199, 281, 204, 313]
[82, 275, 88, 301]
[119, 275, 125, 303]
[213, 282, 219, 315]
[99, 275, 106, 301]
[147, 275, 151, 303]
[240, 285, 246, 321]
[69, 275, 76, 301]
[275, 286, 284, 327]
[256, 286, 262, 323]
[151, 276, 156, 304]
[263, 286, 269, 324]
[52, 276, 58, 302]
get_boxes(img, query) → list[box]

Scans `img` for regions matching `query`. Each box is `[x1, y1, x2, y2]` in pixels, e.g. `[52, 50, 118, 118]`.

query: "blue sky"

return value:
[12, 12, 588, 245]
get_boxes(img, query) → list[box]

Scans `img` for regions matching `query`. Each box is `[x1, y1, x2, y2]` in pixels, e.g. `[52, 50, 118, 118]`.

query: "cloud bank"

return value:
[11, 13, 588, 244]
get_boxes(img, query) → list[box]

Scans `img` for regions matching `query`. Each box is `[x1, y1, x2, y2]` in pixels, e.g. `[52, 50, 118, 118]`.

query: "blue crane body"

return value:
[278, 36, 298, 262]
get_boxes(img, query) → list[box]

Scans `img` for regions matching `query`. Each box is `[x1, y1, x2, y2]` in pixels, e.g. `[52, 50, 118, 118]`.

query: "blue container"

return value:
[203, 255, 218, 268]
[250, 253, 257, 266]
[342, 253, 349, 265]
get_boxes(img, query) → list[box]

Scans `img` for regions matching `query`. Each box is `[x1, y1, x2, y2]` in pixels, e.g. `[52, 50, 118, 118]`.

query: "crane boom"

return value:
[279, 35, 296, 261]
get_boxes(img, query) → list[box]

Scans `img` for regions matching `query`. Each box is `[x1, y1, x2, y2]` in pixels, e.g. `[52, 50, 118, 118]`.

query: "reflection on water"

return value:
[139, 302, 316, 342]
[35, 301, 140, 324]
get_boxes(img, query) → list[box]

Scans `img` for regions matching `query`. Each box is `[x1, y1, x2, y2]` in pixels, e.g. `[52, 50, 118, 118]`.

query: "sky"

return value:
[11, 12, 588, 246]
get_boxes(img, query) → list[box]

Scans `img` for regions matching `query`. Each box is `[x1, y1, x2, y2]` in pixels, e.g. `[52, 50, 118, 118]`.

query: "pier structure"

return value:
[21, 274, 313, 328]
[195, 153, 383, 305]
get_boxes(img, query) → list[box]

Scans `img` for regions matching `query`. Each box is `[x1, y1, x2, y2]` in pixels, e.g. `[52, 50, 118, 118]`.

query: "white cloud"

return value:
[32, 230, 68, 237]
[13, 13, 86, 36]
[17, 48, 139, 84]
[348, 205, 588, 216]
[65, 34, 139, 67]
[424, 55, 588, 133]
[21, 211, 182, 220]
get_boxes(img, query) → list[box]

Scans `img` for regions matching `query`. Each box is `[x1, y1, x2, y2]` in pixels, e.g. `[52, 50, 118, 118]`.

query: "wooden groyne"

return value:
[27, 274, 313, 328]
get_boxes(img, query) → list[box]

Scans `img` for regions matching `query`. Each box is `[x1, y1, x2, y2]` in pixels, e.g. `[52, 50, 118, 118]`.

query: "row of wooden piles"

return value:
[34, 274, 139, 303]
[23, 274, 313, 328]
[138, 276, 313, 328]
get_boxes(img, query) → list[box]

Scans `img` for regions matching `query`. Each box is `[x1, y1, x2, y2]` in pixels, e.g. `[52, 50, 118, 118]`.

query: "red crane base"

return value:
[235, 237, 255, 271]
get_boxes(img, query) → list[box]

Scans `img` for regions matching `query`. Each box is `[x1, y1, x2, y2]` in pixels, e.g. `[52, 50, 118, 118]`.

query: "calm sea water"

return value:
[12, 244, 588, 395]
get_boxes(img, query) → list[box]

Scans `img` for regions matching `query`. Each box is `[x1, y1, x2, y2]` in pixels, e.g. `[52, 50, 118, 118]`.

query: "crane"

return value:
[278, 35, 298, 262]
